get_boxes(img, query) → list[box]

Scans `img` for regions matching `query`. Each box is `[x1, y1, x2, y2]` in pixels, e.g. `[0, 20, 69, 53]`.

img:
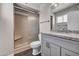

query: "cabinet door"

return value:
[61, 48, 79, 56]
[50, 43, 60, 56]
[41, 40, 50, 56]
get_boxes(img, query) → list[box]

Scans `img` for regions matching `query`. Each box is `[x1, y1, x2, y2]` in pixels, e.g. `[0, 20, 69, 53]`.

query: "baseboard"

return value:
[8, 53, 14, 56]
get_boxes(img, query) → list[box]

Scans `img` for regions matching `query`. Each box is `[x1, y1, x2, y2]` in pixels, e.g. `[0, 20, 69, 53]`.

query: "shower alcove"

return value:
[14, 4, 39, 54]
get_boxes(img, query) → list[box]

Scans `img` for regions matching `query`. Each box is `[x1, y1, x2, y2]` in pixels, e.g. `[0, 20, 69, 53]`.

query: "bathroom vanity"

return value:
[41, 4, 79, 56]
[41, 31, 79, 56]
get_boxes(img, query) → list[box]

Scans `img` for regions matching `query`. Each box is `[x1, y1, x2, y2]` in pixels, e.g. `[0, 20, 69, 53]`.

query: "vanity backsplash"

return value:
[53, 22, 68, 32]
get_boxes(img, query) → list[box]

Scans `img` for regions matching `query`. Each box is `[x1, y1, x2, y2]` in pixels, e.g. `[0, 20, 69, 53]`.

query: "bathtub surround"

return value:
[14, 4, 39, 54]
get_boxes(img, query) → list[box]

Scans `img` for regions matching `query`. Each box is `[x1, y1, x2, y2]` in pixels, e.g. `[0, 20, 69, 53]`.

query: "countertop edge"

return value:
[41, 32, 79, 42]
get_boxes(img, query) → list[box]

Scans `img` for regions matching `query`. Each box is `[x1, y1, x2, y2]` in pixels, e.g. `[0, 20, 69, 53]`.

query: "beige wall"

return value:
[39, 3, 51, 32]
[14, 14, 39, 47]
[0, 3, 14, 55]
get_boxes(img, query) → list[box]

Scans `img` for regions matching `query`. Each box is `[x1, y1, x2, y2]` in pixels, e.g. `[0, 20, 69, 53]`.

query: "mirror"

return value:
[68, 11, 79, 32]
[54, 14, 68, 32]
[52, 3, 79, 33]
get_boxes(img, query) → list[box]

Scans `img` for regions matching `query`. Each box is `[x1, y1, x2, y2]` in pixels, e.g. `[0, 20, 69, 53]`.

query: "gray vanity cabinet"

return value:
[41, 33, 79, 56]
[61, 48, 79, 56]
[41, 36, 60, 56]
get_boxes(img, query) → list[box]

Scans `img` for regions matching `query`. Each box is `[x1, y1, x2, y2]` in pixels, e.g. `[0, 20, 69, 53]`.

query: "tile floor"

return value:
[15, 49, 41, 56]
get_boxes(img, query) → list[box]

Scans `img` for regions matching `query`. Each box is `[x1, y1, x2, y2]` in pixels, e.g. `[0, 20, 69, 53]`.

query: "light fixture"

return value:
[50, 3, 59, 8]
[54, 3, 59, 7]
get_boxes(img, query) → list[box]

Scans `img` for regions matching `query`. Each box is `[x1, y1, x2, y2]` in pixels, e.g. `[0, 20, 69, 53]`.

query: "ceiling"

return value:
[51, 3, 77, 13]
[15, 3, 77, 13]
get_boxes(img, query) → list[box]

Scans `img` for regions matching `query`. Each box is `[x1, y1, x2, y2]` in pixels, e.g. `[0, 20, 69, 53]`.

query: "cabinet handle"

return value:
[46, 42, 50, 48]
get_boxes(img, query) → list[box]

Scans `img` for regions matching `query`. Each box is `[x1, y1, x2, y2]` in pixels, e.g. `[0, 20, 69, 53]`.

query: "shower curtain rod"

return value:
[14, 4, 39, 15]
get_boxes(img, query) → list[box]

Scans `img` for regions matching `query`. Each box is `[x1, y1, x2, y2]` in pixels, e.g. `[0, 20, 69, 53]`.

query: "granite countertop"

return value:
[41, 31, 79, 42]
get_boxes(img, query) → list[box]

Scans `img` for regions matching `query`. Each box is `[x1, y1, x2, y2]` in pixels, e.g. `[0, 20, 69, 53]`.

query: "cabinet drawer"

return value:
[61, 48, 79, 56]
